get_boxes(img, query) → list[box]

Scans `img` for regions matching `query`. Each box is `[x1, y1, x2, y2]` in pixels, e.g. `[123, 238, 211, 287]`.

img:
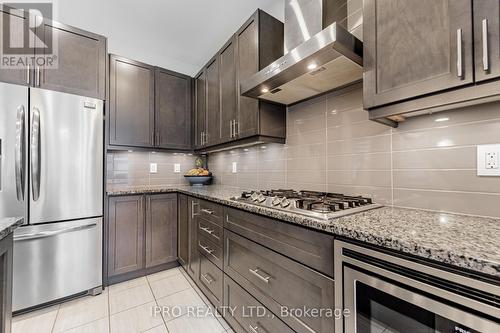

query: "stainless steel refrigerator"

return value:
[0, 82, 103, 312]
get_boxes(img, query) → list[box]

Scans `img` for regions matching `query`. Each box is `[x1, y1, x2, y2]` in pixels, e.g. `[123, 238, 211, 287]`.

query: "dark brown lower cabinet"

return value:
[107, 194, 178, 283]
[146, 194, 178, 268]
[187, 197, 199, 280]
[107, 195, 145, 277]
[177, 194, 189, 268]
[224, 275, 294, 333]
[0, 234, 13, 333]
[198, 254, 223, 308]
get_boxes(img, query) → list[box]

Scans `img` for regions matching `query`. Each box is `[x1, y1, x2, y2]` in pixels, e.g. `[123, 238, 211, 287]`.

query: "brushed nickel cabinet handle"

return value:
[201, 208, 214, 215]
[457, 29, 463, 78]
[26, 64, 30, 85]
[201, 273, 213, 285]
[249, 267, 272, 284]
[191, 201, 199, 218]
[482, 19, 489, 71]
[200, 244, 214, 254]
[249, 325, 259, 333]
[230, 120, 233, 138]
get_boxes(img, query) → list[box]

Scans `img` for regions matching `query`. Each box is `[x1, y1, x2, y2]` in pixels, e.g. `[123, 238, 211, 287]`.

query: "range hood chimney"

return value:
[241, 0, 363, 105]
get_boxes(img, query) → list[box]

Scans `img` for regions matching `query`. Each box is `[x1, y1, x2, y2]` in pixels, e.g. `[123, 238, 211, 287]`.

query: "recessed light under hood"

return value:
[240, 0, 363, 106]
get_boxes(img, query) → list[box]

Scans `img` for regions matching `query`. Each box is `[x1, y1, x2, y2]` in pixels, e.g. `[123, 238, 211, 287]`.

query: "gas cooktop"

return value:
[232, 189, 382, 220]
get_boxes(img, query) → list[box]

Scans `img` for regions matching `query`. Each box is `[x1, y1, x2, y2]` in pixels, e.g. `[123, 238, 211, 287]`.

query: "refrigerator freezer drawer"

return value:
[29, 88, 103, 224]
[12, 217, 102, 311]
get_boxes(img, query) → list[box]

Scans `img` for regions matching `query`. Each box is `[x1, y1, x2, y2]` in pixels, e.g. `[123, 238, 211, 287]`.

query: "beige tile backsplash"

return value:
[107, 151, 197, 187]
[210, 83, 500, 218]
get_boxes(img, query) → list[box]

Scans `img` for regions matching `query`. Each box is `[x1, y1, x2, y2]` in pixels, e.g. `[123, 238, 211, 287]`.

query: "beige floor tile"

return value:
[156, 288, 205, 322]
[62, 317, 109, 333]
[108, 277, 148, 294]
[147, 267, 182, 283]
[142, 324, 168, 333]
[53, 292, 109, 332]
[149, 273, 191, 299]
[109, 284, 154, 314]
[109, 301, 164, 333]
[12, 305, 59, 333]
[166, 310, 225, 333]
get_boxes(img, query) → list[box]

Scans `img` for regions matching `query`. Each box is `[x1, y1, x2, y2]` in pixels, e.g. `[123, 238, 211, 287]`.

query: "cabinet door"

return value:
[206, 56, 221, 146]
[155, 68, 192, 150]
[178, 194, 189, 268]
[108, 195, 145, 277]
[0, 7, 33, 86]
[236, 18, 260, 138]
[109, 55, 155, 148]
[364, 0, 473, 109]
[219, 38, 237, 143]
[187, 197, 199, 279]
[0, 234, 13, 333]
[145, 194, 178, 268]
[195, 70, 207, 148]
[474, 0, 500, 82]
[37, 20, 106, 99]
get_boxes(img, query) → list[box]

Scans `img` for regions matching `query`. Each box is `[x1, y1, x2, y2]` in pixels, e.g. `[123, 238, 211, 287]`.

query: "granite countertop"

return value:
[0, 217, 24, 240]
[107, 185, 500, 278]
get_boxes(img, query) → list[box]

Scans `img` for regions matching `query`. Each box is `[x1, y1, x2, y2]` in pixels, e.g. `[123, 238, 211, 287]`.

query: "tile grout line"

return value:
[50, 305, 60, 333]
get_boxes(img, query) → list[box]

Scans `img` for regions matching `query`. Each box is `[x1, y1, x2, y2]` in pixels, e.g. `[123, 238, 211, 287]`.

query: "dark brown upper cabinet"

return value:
[0, 7, 106, 99]
[474, 0, 500, 82]
[205, 56, 221, 146]
[0, 7, 32, 86]
[154, 67, 192, 150]
[195, 69, 207, 148]
[193, 9, 286, 151]
[365, 0, 500, 127]
[37, 19, 106, 99]
[363, 0, 473, 110]
[109, 55, 155, 148]
[219, 37, 238, 143]
[145, 193, 178, 268]
[236, 10, 286, 140]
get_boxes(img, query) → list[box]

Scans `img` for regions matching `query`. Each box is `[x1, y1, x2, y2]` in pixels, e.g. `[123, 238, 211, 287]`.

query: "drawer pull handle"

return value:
[200, 244, 214, 254]
[249, 325, 259, 333]
[201, 273, 213, 285]
[249, 268, 272, 284]
[201, 208, 215, 215]
[200, 226, 219, 239]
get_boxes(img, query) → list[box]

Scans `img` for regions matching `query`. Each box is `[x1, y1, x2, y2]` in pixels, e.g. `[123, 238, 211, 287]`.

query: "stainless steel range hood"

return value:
[241, 0, 363, 106]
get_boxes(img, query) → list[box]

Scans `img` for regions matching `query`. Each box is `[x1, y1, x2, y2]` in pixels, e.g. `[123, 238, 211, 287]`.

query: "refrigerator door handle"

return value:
[14, 222, 97, 241]
[15, 105, 26, 201]
[31, 107, 41, 201]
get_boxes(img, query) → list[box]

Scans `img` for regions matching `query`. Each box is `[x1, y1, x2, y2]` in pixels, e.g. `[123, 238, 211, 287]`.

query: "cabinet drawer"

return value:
[224, 230, 334, 333]
[224, 275, 294, 333]
[198, 233, 223, 269]
[225, 207, 334, 277]
[198, 217, 223, 247]
[198, 255, 223, 307]
[198, 199, 224, 225]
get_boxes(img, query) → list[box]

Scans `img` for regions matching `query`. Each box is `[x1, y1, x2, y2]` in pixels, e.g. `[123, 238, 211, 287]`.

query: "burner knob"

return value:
[257, 193, 267, 203]
[271, 196, 281, 206]
[280, 197, 291, 208]
[250, 192, 260, 201]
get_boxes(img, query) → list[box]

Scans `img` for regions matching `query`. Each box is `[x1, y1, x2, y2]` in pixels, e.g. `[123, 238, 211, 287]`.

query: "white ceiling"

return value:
[33, 0, 284, 76]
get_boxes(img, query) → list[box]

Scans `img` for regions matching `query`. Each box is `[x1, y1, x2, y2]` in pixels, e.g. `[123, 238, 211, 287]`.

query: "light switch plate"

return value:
[477, 144, 500, 176]
[232, 162, 237, 173]
[174, 163, 181, 173]
[149, 163, 157, 174]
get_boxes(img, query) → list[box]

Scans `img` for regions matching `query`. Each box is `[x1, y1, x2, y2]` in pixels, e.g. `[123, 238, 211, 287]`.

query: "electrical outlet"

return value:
[486, 152, 499, 169]
[477, 144, 500, 176]
[149, 163, 157, 174]
[232, 162, 237, 173]
[174, 163, 181, 173]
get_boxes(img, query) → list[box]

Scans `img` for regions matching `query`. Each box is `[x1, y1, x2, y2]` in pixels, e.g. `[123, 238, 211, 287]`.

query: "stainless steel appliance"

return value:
[0, 82, 103, 312]
[334, 241, 500, 333]
[241, 0, 363, 105]
[232, 190, 381, 219]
